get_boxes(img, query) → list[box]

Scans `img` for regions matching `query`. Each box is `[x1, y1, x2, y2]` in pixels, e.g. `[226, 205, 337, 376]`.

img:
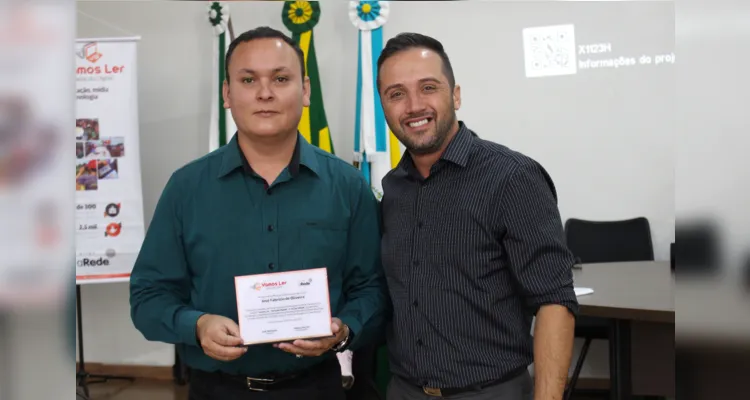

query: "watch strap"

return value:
[332, 324, 351, 352]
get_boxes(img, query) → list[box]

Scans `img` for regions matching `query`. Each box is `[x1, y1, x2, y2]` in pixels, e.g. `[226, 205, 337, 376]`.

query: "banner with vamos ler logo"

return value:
[75, 37, 145, 285]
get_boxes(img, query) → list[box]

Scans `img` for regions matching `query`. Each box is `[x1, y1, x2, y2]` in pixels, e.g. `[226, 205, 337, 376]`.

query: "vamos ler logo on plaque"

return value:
[75, 37, 145, 285]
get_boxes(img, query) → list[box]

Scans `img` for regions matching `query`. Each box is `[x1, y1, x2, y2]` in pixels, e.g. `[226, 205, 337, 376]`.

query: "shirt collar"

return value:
[438, 121, 473, 167]
[396, 121, 474, 175]
[217, 132, 320, 178]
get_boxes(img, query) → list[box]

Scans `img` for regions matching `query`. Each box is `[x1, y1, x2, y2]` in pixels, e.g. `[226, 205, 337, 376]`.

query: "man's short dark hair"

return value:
[377, 32, 455, 90]
[225, 26, 305, 82]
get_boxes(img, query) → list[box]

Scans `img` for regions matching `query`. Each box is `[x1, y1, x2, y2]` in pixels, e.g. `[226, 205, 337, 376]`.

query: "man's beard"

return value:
[397, 110, 456, 156]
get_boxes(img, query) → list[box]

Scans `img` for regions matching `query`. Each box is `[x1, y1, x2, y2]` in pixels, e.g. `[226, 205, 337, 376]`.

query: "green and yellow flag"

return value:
[282, 1, 334, 154]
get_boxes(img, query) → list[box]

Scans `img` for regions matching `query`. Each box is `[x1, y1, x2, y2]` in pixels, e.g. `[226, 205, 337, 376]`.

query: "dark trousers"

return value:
[346, 344, 382, 400]
[188, 358, 345, 400]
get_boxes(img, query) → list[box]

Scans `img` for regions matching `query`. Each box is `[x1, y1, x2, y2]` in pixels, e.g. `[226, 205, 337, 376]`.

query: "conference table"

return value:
[572, 261, 675, 400]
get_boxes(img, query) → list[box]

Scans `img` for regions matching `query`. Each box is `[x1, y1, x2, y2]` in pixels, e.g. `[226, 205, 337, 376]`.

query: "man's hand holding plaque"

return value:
[274, 318, 349, 357]
[196, 314, 247, 361]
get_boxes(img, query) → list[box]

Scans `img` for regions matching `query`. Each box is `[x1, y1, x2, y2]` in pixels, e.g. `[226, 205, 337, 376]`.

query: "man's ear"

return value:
[302, 76, 311, 107]
[222, 79, 230, 109]
[452, 84, 461, 111]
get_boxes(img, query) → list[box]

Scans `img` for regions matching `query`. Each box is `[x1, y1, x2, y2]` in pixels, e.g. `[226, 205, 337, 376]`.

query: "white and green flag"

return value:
[208, 2, 237, 151]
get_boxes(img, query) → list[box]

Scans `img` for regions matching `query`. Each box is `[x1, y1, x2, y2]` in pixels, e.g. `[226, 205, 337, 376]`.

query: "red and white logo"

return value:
[104, 222, 121, 237]
[78, 42, 102, 63]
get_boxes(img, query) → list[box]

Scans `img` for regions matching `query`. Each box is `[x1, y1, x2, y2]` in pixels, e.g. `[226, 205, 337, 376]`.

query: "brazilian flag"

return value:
[282, 1, 334, 154]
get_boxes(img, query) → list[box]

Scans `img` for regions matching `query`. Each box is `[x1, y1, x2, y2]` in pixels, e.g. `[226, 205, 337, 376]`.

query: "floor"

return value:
[82, 379, 188, 400]
[79, 379, 612, 400]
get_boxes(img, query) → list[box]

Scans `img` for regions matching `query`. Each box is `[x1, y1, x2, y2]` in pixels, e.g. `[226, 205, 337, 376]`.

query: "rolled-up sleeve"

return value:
[497, 161, 579, 318]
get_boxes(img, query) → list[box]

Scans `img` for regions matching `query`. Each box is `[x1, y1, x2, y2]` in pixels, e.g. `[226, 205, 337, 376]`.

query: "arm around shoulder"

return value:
[129, 172, 203, 347]
[336, 175, 389, 351]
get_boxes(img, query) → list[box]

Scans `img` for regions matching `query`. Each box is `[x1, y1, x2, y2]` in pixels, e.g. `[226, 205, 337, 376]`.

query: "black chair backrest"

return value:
[675, 220, 719, 274]
[564, 217, 654, 264]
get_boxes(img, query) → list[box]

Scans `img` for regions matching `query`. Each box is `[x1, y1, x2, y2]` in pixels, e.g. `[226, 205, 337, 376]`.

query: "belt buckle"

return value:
[423, 387, 442, 397]
[246, 376, 274, 392]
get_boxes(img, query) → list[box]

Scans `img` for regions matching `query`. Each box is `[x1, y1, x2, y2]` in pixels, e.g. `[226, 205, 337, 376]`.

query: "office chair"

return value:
[675, 220, 720, 275]
[564, 217, 654, 263]
[563, 217, 655, 400]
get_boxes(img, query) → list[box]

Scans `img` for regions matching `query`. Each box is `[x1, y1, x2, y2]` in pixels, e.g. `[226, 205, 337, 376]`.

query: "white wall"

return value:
[76, 0, 675, 381]
[76, 0, 213, 367]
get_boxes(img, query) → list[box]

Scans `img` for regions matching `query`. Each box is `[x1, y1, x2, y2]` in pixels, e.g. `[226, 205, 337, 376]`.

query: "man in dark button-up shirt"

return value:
[376, 33, 578, 400]
[129, 27, 387, 400]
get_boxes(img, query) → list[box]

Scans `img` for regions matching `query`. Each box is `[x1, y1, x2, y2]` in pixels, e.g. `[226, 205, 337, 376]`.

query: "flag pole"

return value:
[349, 1, 392, 199]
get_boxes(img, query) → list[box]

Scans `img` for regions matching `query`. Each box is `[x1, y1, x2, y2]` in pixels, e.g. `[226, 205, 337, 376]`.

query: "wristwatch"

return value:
[331, 324, 352, 352]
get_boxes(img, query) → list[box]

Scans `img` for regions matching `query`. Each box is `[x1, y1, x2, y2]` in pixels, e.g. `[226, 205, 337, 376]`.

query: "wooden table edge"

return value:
[579, 304, 675, 324]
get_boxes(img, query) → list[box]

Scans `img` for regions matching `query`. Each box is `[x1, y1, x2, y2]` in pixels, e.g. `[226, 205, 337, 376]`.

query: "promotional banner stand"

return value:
[74, 35, 145, 395]
[76, 285, 134, 397]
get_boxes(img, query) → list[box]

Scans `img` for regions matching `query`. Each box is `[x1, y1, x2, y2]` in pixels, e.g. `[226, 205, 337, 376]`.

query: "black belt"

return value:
[411, 367, 527, 397]
[191, 357, 339, 392]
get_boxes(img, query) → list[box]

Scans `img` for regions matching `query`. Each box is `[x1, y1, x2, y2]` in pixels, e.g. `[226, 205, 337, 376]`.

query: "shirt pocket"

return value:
[299, 219, 349, 275]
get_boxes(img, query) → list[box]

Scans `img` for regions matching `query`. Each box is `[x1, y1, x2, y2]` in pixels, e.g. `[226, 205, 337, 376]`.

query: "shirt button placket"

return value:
[263, 194, 279, 272]
[411, 181, 426, 375]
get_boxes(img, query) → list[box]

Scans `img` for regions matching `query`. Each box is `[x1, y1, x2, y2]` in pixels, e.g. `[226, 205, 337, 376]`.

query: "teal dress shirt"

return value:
[129, 133, 387, 376]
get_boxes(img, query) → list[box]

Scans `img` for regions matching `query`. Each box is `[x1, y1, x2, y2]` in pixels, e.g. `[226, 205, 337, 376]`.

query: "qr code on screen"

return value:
[522, 24, 577, 78]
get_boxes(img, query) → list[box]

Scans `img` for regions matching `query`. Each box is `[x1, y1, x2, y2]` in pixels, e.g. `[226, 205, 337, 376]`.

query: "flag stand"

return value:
[76, 284, 135, 397]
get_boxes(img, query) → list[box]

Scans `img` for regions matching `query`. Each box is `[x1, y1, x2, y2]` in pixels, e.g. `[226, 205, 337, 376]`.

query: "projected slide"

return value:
[522, 23, 675, 78]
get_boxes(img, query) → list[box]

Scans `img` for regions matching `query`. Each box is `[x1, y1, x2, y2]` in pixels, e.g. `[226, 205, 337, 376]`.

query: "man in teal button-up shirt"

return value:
[129, 27, 387, 400]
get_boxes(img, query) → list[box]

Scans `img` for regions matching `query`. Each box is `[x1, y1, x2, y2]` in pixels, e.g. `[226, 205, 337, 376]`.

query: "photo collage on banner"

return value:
[75, 38, 145, 284]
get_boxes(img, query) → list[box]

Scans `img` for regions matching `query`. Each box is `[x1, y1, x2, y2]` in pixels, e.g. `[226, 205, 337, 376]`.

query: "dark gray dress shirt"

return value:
[380, 121, 579, 389]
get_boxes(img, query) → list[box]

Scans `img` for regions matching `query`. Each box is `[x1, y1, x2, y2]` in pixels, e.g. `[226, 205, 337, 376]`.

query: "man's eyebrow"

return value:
[383, 77, 443, 93]
[418, 77, 442, 84]
[238, 66, 290, 74]
[383, 83, 404, 93]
